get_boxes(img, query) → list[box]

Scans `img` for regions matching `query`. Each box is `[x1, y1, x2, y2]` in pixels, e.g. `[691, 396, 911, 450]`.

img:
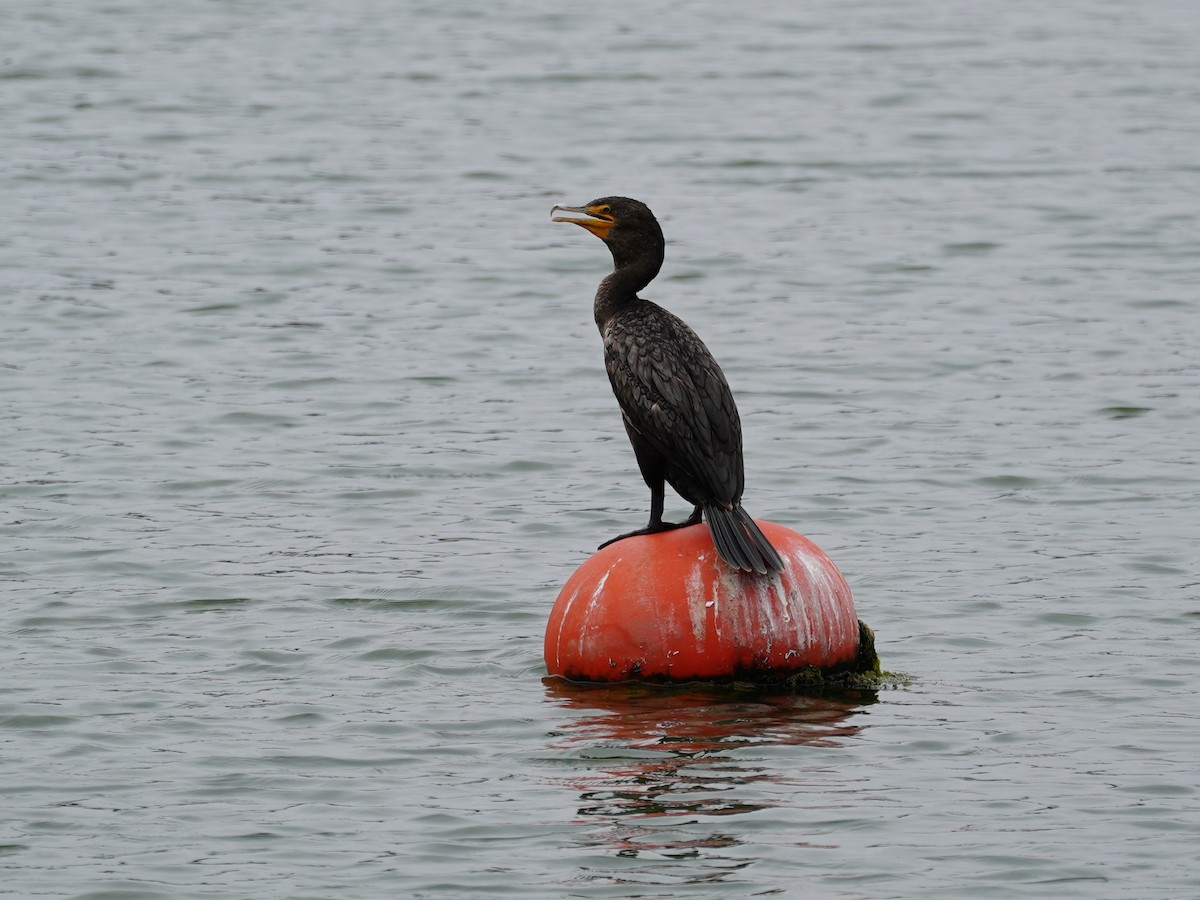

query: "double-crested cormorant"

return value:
[551, 196, 785, 575]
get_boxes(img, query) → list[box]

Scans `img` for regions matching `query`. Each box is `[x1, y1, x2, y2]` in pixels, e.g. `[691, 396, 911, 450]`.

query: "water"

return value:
[3, 0, 1198, 896]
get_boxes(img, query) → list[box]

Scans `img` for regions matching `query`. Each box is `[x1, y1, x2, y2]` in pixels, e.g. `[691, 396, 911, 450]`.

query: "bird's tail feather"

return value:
[704, 505, 785, 575]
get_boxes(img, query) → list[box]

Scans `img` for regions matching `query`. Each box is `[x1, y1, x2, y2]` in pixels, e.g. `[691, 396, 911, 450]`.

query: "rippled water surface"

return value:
[4, 1, 1199, 897]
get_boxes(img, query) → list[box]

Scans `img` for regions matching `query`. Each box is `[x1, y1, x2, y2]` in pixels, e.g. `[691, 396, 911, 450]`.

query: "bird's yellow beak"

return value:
[551, 204, 615, 240]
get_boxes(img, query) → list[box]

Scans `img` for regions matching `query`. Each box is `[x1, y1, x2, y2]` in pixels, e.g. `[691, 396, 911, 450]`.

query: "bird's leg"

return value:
[598, 488, 701, 550]
[646, 479, 666, 528]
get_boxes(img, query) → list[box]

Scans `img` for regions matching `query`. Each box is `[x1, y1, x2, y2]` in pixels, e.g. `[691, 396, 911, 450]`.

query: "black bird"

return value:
[551, 196, 784, 575]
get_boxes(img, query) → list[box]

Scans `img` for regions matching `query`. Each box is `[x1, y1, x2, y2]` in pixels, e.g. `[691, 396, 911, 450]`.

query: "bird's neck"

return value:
[593, 255, 662, 331]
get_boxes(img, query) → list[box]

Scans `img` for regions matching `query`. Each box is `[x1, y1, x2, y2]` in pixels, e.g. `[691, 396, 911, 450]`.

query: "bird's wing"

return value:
[603, 305, 743, 503]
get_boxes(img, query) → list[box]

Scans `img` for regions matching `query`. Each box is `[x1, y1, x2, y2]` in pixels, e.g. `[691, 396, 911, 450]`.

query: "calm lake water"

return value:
[3, 1, 1198, 897]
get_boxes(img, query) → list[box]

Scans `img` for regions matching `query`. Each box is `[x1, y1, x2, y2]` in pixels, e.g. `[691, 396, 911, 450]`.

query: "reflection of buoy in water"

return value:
[545, 521, 862, 683]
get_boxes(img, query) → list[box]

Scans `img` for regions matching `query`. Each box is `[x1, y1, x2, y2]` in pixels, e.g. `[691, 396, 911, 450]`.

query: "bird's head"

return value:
[551, 196, 664, 269]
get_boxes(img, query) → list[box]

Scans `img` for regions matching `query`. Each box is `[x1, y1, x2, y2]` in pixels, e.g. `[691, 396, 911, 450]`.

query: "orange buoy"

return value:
[545, 521, 860, 683]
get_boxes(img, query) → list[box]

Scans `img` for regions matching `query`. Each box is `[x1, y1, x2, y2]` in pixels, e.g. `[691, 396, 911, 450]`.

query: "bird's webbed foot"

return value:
[598, 509, 702, 550]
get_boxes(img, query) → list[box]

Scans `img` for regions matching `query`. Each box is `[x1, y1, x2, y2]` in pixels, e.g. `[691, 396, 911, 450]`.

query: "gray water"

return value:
[3, 1, 1199, 896]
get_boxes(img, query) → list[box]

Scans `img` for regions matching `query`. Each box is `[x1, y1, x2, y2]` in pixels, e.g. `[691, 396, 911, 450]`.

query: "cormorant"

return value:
[551, 196, 785, 575]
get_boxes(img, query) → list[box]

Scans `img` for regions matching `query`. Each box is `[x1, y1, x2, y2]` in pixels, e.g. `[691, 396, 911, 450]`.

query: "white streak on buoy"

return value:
[589, 568, 611, 607]
[554, 582, 586, 671]
[575, 568, 611, 658]
[686, 564, 708, 644]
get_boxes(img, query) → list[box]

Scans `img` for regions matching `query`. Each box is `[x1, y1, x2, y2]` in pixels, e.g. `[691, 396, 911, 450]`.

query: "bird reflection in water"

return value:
[543, 681, 876, 883]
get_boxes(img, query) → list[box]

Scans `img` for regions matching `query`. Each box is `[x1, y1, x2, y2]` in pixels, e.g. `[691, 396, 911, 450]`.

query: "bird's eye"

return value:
[597, 205, 612, 216]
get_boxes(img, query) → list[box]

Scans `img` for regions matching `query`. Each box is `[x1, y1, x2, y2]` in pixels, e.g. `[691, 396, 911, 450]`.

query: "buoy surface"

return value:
[544, 521, 859, 683]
